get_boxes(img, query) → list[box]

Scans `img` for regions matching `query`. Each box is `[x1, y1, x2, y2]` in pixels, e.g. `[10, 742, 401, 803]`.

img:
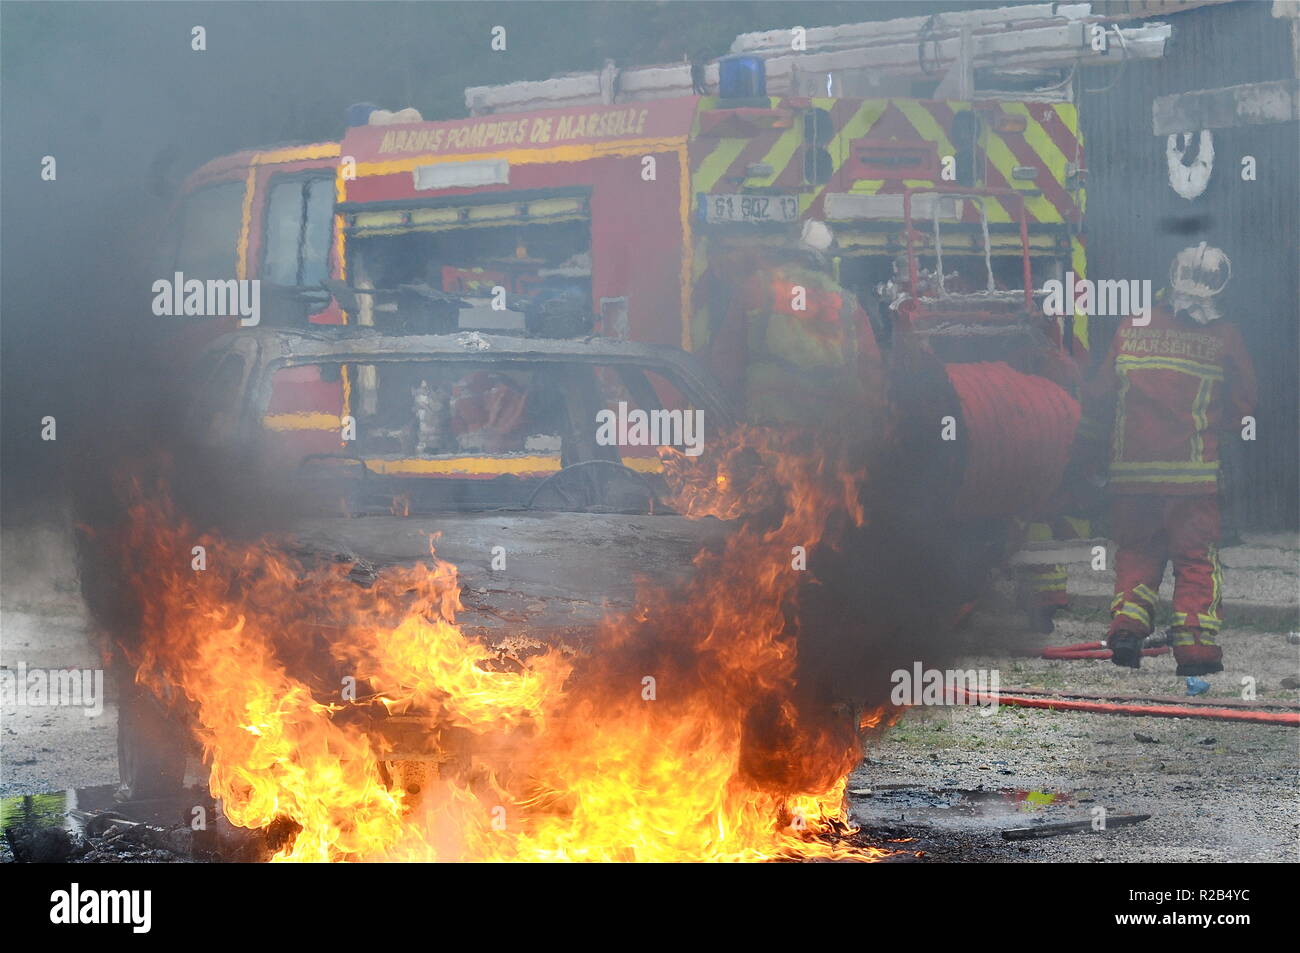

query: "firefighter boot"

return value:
[1107, 630, 1145, 669]
[1171, 628, 1223, 677]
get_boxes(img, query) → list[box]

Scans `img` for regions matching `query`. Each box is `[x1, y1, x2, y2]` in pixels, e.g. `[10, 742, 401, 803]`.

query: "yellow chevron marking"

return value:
[1053, 103, 1080, 139]
[983, 109, 1053, 223]
[1053, 102, 1085, 196]
[886, 100, 979, 212]
[896, 100, 955, 158]
[1002, 103, 1070, 214]
[830, 100, 888, 189]
[693, 137, 749, 194]
[979, 141, 1027, 222]
[1052, 103, 1086, 218]
[833, 100, 888, 152]
[746, 125, 803, 189]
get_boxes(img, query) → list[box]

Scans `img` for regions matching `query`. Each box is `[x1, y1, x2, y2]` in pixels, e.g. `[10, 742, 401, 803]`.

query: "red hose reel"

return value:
[945, 361, 1081, 520]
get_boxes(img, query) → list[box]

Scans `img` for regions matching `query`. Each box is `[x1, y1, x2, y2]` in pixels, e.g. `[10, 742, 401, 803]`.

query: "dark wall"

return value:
[1079, 0, 1299, 529]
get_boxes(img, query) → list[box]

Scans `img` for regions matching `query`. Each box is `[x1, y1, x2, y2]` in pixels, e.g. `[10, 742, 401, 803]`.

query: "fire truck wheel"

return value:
[117, 681, 188, 800]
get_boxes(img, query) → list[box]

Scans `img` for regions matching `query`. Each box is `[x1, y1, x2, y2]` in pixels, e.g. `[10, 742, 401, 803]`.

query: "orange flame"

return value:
[115, 428, 891, 862]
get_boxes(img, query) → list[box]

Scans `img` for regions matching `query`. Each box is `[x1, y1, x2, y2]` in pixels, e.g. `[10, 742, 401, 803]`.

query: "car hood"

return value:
[288, 511, 728, 649]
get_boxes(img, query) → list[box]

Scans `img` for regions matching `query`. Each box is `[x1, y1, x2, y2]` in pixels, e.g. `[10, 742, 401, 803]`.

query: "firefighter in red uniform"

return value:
[705, 220, 882, 429]
[1085, 244, 1256, 674]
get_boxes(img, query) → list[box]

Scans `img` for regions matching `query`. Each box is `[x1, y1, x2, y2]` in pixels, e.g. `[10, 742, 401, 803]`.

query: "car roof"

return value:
[206, 326, 736, 421]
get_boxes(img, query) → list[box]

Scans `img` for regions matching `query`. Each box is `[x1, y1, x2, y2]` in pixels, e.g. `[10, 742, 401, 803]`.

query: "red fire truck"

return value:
[170, 85, 1088, 478]
[166, 1, 1181, 508]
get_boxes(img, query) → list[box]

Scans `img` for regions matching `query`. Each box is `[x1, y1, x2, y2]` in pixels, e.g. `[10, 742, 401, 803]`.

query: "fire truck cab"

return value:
[160, 141, 345, 339]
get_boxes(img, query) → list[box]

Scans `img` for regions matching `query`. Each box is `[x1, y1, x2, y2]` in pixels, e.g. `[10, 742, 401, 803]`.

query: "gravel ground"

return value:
[1, 522, 118, 798]
[851, 582, 1300, 862]
[3, 521, 1297, 861]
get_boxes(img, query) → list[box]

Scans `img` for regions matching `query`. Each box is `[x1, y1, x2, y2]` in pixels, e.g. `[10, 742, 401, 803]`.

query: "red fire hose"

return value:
[949, 688, 1300, 726]
[1040, 640, 1169, 661]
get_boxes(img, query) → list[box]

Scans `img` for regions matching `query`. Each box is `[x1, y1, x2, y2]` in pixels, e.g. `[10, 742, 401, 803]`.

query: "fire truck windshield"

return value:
[344, 217, 592, 333]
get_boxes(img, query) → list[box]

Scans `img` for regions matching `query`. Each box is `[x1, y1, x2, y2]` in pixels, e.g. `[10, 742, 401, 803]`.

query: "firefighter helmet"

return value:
[799, 219, 834, 253]
[1169, 242, 1231, 325]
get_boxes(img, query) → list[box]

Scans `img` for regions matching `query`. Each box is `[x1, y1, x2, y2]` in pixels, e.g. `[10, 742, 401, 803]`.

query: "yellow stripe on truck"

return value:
[365, 456, 564, 476]
[263, 412, 342, 431]
[253, 142, 342, 165]
[354, 137, 688, 180]
[1071, 237, 1089, 354]
[623, 456, 665, 473]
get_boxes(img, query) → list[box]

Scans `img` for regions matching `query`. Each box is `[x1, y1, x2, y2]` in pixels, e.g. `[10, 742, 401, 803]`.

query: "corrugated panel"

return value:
[1079, 0, 1298, 529]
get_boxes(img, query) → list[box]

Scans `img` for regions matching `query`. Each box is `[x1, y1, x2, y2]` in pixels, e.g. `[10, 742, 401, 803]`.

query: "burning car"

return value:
[104, 326, 735, 802]
[75, 318, 906, 862]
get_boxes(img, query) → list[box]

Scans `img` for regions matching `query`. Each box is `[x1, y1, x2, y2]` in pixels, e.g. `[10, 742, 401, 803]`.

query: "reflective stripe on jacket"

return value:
[1085, 305, 1256, 495]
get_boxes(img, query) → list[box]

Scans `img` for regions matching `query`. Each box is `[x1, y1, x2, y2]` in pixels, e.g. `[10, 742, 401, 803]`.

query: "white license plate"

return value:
[701, 193, 800, 224]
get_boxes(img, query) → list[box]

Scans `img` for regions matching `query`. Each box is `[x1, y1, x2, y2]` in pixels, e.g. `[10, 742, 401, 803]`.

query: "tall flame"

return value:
[113, 428, 894, 861]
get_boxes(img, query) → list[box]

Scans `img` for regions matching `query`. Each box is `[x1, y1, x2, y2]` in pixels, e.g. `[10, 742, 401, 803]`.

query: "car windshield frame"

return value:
[224, 330, 734, 514]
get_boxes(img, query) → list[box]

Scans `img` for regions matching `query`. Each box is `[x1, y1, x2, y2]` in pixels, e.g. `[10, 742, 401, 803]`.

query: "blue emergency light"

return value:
[346, 102, 379, 127]
[718, 56, 766, 99]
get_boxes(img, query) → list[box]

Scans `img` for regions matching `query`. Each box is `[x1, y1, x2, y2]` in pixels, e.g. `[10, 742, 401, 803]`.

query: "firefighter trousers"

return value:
[1017, 516, 1091, 613]
[1107, 494, 1224, 666]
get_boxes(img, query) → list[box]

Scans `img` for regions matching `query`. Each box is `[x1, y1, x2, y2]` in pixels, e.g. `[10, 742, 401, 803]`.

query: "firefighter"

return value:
[1085, 244, 1256, 674]
[704, 220, 882, 429]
